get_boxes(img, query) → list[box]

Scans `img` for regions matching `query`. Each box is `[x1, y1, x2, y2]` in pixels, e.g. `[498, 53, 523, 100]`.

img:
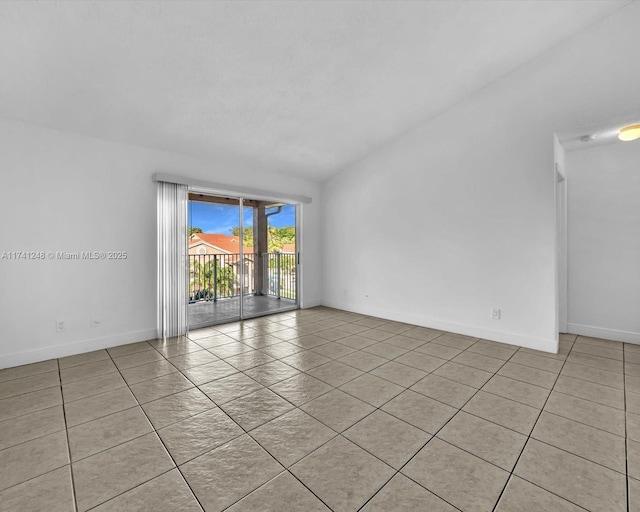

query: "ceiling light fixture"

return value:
[618, 124, 640, 142]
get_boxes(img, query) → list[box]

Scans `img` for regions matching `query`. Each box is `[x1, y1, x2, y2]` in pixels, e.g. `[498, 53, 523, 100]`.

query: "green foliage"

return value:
[229, 226, 296, 253]
[267, 253, 296, 299]
[230, 226, 254, 247]
[267, 253, 296, 272]
[269, 226, 295, 252]
[189, 258, 237, 299]
[189, 226, 203, 236]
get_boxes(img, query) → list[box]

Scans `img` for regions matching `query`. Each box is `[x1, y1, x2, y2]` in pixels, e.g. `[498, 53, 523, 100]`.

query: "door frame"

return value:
[556, 166, 568, 333]
[186, 188, 301, 330]
[554, 134, 568, 337]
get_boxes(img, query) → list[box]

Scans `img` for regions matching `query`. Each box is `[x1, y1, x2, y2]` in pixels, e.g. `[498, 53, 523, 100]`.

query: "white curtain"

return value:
[157, 181, 188, 339]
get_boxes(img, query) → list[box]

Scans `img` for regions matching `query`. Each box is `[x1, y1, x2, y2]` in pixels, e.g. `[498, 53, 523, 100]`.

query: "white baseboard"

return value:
[300, 298, 323, 309]
[322, 299, 558, 353]
[0, 328, 158, 369]
[567, 323, 640, 344]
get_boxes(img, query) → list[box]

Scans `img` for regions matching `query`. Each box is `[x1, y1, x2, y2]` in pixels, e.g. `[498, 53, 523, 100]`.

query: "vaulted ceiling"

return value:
[0, 1, 630, 180]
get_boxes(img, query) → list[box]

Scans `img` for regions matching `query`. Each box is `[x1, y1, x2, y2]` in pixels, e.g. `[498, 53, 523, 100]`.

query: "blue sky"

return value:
[189, 202, 295, 234]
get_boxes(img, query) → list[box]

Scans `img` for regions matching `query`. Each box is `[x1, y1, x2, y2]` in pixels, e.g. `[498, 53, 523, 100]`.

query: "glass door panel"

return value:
[266, 203, 297, 301]
[243, 201, 298, 319]
[186, 192, 300, 328]
[241, 202, 255, 302]
[187, 193, 242, 328]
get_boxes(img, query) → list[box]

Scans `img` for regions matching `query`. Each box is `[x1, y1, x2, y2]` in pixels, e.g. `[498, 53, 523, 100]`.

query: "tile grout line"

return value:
[508, 474, 591, 512]
[109, 327, 625, 509]
[402, 376, 630, 477]
[562, 362, 627, 385]
[94, 347, 208, 512]
[208, 316, 450, 510]
[0, 405, 71, 449]
[554, 370, 624, 392]
[153, 326, 338, 510]
[63, 348, 196, 458]
[326, 324, 475, 511]
[68, 323, 555, 511]
[356, 338, 527, 511]
[187, 355, 338, 510]
[624, 344, 629, 512]
[2, 313, 629, 511]
[0, 368, 61, 385]
[58, 358, 80, 512]
[489, 339, 578, 512]
[522, 436, 627, 478]
[506, 331, 624, 512]
[431, 359, 625, 438]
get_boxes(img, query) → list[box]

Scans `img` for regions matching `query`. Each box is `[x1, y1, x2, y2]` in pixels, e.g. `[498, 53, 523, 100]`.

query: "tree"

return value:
[229, 225, 296, 252]
[189, 226, 203, 236]
[230, 226, 254, 247]
[189, 257, 237, 300]
[268, 226, 295, 252]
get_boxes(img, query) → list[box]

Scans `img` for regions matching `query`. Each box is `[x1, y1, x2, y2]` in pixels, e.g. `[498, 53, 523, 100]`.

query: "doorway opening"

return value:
[555, 116, 640, 345]
[187, 192, 299, 328]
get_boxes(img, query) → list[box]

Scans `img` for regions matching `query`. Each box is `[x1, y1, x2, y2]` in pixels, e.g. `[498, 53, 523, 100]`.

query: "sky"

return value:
[188, 202, 295, 234]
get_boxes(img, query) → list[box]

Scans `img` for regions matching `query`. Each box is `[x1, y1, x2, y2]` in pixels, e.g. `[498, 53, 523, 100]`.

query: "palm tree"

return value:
[189, 257, 237, 300]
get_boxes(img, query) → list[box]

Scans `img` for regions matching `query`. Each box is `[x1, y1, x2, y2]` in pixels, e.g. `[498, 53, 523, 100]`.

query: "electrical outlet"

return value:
[56, 320, 65, 332]
[491, 308, 501, 320]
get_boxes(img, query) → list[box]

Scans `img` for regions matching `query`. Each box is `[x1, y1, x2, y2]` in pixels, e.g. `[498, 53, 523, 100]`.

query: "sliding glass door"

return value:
[186, 191, 298, 328]
[187, 194, 243, 328]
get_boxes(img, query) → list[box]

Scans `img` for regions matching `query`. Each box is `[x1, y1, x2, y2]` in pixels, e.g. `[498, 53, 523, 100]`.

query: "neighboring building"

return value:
[188, 233, 248, 256]
[188, 233, 294, 255]
[188, 233, 254, 298]
[188, 233, 296, 301]
[188, 233, 296, 300]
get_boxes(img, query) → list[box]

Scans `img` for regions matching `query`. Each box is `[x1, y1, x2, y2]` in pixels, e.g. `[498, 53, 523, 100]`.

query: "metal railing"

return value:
[263, 252, 296, 300]
[188, 252, 295, 302]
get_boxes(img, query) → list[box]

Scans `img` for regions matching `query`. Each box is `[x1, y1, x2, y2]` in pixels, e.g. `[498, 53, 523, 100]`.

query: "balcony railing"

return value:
[188, 252, 296, 303]
[265, 252, 296, 300]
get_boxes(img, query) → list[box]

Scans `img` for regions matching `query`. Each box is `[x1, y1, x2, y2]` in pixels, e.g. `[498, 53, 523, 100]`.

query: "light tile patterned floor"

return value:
[188, 295, 297, 328]
[0, 306, 635, 511]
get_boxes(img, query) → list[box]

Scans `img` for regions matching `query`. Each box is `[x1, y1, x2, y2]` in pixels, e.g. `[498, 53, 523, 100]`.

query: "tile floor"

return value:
[188, 295, 297, 328]
[0, 306, 636, 511]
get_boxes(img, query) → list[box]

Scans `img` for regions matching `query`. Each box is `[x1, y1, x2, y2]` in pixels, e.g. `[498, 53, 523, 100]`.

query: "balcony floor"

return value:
[188, 294, 297, 327]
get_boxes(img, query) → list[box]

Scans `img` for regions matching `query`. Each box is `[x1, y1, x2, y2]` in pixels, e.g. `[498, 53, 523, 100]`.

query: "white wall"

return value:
[554, 136, 568, 334]
[566, 141, 640, 343]
[321, 2, 640, 353]
[0, 118, 322, 368]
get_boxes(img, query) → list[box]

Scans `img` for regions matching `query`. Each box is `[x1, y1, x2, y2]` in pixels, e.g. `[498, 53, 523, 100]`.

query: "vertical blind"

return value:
[157, 181, 188, 338]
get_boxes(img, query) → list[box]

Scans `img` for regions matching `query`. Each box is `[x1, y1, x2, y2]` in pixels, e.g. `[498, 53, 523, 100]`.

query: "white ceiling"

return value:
[0, 0, 631, 180]
[559, 115, 640, 152]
